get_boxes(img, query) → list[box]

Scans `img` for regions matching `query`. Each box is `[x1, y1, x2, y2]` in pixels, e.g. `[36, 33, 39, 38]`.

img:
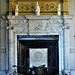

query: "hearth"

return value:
[17, 35, 59, 75]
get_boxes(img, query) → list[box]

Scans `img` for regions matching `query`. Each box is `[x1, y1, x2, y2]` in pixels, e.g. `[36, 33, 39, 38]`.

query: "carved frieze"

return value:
[14, 26, 27, 34]
[13, 20, 28, 33]
[13, 20, 27, 25]
[8, 19, 28, 33]
[29, 20, 63, 34]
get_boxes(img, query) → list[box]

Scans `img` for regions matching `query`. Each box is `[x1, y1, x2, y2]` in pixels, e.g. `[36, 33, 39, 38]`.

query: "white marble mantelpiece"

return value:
[6, 15, 72, 75]
[7, 15, 73, 20]
[25, 15, 73, 20]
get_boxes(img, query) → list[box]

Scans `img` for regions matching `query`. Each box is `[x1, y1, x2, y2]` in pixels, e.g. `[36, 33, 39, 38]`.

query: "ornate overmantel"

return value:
[9, 0, 69, 15]
[6, 15, 72, 75]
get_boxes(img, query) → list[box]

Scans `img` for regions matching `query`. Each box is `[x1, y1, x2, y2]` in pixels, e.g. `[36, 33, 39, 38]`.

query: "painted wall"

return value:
[0, 0, 8, 75]
[0, 0, 75, 75]
[69, 0, 75, 75]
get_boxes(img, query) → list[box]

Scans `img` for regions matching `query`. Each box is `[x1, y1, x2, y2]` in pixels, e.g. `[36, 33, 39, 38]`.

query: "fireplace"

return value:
[6, 15, 72, 75]
[17, 35, 59, 74]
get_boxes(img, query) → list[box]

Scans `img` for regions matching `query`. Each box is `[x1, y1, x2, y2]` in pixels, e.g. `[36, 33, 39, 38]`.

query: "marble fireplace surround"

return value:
[6, 15, 72, 75]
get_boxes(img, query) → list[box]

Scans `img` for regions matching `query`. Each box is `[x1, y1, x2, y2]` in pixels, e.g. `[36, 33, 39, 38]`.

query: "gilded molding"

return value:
[9, 0, 69, 15]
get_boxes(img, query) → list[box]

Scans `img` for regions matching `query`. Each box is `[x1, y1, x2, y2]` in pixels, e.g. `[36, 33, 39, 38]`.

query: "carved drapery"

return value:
[9, 0, 69, 15]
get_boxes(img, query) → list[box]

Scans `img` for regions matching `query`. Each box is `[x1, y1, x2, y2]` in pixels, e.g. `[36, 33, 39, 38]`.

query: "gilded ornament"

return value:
[9, 0, 69, 15]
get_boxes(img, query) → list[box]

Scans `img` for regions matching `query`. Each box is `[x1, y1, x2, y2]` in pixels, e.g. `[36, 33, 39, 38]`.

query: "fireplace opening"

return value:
[17, 35, 59, 75]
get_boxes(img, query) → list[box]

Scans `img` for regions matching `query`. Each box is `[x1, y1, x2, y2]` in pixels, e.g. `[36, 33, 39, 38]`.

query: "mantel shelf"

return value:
[7, 15, 73, 20]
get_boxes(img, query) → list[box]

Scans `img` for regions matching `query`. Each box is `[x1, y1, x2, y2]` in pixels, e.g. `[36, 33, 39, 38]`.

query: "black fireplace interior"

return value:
[17, 35, 59, 75]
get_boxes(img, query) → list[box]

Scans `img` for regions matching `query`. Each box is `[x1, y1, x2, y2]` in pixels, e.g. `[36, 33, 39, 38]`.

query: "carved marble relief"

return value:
[14, 20, 27, 25]
[29, 20, 63, 34]
[8, 19, 28, 34]
[13, 20, 28, 33]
